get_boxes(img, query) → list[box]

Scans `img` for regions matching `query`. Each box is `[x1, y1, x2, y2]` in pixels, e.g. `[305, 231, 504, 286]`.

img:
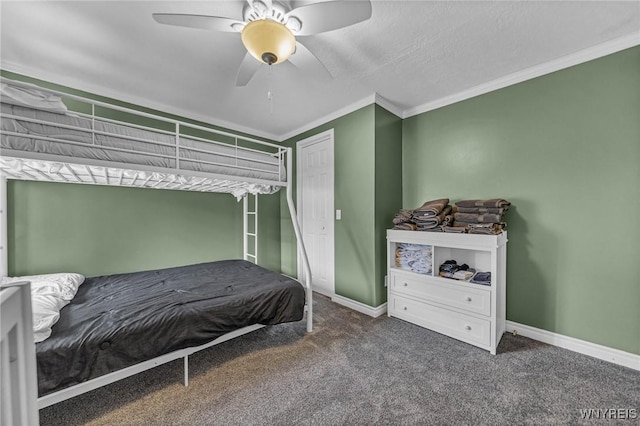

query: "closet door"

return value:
[297, 130, 335, 297]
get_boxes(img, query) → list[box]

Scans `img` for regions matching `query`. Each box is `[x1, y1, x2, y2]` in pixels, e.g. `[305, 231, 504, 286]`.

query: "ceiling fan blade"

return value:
[288, 42, 332, 81]
[236, 52, 261, 86]
[287, 0, 372, 36]
[152, 13, 243, 32]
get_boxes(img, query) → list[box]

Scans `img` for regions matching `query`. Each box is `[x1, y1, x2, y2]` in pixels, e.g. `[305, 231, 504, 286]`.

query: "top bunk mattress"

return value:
[36, 260, 305, 397]
[1, 102, 286, 184]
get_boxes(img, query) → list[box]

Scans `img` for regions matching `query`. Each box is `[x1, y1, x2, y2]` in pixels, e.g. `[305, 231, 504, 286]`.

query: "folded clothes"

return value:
[455, 199, 511, 209]
[392, 209, 414, 224]
[453, 212, 503, 224]
[453, 270, 475, 281]
[467, 223, 505, 235]
[452, 221, 470, 229]
[396, 243, 432, 274]
[470, 271, 491, 286]
[415, 205, 452, 230]
[393, 222, 417, 231]
[454, 206, 507, 215]
[443, 226, 468, 233]
[412, 198, 450, 219]
[439, 260, 475, 281]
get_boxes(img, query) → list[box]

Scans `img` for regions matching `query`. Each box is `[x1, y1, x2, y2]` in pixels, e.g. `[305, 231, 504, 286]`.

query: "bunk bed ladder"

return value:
[243, 194, 258, 264]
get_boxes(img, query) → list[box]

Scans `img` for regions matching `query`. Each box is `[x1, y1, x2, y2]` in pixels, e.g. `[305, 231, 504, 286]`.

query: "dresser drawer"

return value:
[390, 273, 491, 316]
[388, 294, 491, 348]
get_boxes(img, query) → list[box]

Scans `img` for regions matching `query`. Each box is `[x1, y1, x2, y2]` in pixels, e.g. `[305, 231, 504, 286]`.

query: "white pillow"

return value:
[2, 272, 85, 301]
[31, 290, 68, 343]
[1, 273, 85, 343]
[1, 82, 68, 114]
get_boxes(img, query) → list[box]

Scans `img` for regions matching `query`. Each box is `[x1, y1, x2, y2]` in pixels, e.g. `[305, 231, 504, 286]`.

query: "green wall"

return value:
[402, 46, 640, 354]
[281, 105, 378, 305]
[281, 104, 402, 307]
[8, 181, 242, 277]
[374, 105, 403, 306]
[5, 46, 638, 354]
[3, 71, 282, 277]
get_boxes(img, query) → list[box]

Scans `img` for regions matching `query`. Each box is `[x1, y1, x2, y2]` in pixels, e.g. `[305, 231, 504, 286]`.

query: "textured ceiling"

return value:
[1, 1, 639, 140]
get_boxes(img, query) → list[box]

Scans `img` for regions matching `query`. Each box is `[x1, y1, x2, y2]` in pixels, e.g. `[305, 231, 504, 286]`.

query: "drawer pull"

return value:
[465, 325, 472, 331]
[403, 282, 408, 287]
[403, 306, 408, 310]
[465, 296, 472, 302]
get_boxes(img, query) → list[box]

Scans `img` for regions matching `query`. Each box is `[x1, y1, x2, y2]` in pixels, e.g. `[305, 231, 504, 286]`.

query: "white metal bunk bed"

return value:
[0, 78, 313, 410]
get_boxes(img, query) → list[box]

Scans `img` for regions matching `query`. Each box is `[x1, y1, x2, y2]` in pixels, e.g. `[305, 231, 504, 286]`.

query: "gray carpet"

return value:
[40, 294, 639, 425]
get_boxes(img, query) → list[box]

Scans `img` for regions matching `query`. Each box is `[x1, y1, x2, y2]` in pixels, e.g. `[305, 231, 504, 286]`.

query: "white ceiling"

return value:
[1, 1, 639, 140]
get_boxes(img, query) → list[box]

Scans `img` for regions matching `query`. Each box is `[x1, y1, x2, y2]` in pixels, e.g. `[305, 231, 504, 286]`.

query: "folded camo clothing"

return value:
[393, 222, 418, 231]
[455, 199, 511, 209]
[467, 223, 505, 235]
[453, 212, 503, 224]
[392, 209, 414, 225]
[443, 226, 467, 233]
[412, 198, 450, 219]
[415, 205, 452, 230]
[454, 206, 507, 215]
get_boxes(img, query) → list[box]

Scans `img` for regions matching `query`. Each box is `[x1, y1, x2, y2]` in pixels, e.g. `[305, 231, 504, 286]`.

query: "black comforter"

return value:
[36, 260, 305, 396]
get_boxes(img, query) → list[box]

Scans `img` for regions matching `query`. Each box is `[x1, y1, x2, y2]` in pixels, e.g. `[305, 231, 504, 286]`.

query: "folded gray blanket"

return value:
[455, 199, 511, 209]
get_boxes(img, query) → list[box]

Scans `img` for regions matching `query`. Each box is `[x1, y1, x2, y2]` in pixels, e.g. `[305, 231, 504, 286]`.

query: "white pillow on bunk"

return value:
[1, 82, 68, 114]
[1, 273, 85, 343]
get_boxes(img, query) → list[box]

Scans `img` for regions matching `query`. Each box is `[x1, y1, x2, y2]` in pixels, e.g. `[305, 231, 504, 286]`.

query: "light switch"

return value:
[336, 209, 342, 220]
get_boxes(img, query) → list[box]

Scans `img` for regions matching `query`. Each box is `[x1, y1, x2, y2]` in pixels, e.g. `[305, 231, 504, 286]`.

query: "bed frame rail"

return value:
[1, 77, 288, 194]
[37, 323, 265, 409]
[1, 281, 39, 425]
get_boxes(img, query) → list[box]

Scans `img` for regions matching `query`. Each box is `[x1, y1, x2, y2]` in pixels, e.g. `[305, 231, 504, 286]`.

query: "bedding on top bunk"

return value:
[35, 260, 305, 397]
[0, 102, 286, 184]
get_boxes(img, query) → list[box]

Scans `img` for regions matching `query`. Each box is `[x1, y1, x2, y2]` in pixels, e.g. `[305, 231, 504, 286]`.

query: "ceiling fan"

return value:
[153, 0, 372, 86]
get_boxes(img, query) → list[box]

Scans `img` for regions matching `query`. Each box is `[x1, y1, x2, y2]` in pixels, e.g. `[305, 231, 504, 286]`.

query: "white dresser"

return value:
[387, 230, 507, 354]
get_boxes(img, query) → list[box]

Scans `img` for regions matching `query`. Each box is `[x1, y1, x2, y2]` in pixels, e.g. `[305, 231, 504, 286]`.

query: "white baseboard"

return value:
[505, 321, 640, 371]
[328, 297, 638, 370]
[332, 295, 387, 318]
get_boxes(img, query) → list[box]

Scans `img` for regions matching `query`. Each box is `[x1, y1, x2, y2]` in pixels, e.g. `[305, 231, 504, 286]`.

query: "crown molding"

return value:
[403, 32, 640, 119]
[4, 31, 638, 141]
[0, 61, 280, 142]
[278, 93, 376, 141]
[374, 94, 403, 118]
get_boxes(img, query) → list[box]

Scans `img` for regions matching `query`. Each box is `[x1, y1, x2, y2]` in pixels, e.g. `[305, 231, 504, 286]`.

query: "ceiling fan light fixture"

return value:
[241, 19, 295, 65]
